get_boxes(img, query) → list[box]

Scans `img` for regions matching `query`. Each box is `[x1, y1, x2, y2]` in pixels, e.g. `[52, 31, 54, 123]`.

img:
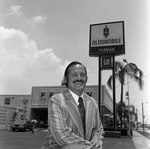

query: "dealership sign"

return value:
[89, 21, 125, 56]
[101, 56, 113, 69]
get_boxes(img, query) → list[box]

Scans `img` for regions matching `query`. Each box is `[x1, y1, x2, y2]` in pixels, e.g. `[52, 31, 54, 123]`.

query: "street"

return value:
[0, 129, 138, 149]
[0, 130, 47, 149]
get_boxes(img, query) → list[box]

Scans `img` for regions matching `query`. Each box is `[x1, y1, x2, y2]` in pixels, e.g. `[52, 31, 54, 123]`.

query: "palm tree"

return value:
[117, 102, 137, 127]
[117, 101, 127, 127]
[127, 104, 137, 123]
[107, 61, 144, 128]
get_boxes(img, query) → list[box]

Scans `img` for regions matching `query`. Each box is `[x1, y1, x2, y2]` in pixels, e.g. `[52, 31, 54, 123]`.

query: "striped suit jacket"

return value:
[41, 89, 104, 149]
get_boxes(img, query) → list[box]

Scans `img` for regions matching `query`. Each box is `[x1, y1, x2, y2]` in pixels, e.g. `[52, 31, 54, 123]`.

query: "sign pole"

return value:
[89, 21, 125, 133]
[98, 56, 102, 118]
[112, 56, 116, 131]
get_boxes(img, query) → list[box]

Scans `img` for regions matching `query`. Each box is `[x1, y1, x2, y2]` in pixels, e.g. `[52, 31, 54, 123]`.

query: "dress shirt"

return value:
[68, 89, 84, 105]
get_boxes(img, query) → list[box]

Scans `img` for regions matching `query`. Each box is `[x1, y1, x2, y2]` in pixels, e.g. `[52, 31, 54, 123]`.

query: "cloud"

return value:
[0, 26, 65, 94]
[0, 26, 97, 94]
[31, 15, 47, 24]
[6, 5, 22, 16]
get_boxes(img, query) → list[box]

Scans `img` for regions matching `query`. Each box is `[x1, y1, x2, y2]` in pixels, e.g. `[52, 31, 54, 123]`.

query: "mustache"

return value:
[73, 80, 84, 83]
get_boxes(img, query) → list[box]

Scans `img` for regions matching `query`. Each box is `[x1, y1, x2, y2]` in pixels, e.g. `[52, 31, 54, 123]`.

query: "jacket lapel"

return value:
[63, 90, 84, 138]
[83, 93, 95, 140]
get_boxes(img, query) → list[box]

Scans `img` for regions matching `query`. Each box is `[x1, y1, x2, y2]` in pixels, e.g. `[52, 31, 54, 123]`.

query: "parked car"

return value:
[137, 128, 143, 131]
[10, 120, 33, 132]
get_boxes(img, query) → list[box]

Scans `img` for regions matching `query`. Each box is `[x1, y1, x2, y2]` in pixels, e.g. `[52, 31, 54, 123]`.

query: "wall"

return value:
[31, 85, 100, 108]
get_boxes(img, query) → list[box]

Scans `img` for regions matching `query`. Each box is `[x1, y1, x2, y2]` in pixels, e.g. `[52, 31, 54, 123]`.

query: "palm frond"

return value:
[114, 61, 124, 72]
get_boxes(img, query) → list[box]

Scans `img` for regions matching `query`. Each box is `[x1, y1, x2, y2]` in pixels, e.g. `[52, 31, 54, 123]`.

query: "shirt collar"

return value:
[68, 89, 84, 105]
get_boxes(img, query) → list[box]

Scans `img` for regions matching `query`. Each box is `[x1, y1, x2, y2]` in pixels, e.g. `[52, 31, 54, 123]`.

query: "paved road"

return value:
[0, 130, 46, 149]
[0, 129, 149, 149]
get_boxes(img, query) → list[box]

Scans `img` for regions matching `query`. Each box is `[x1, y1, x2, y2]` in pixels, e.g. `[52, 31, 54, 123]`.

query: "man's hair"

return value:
[61, 61, 87, 87]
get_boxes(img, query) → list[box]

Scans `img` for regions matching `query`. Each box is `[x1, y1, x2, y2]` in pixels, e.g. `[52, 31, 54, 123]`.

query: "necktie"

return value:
[78, 97, 86, 134]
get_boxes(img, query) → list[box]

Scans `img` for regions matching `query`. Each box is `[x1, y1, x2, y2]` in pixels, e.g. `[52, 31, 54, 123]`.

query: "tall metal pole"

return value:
[99, 56, 102, 119]
[142, 102, 144, 132]
[123, 59, 130, 136]
[136, 108, 138, 130]
[112, 56, 116, 131]
[127, 74, 131, 136]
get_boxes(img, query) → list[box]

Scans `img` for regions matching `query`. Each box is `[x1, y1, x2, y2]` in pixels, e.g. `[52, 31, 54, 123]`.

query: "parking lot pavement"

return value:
[0, 129, 47, 149]
[0, 129, 149, 149]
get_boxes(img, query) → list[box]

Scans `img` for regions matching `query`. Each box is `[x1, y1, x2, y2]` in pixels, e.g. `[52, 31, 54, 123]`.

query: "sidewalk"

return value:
[103, 130, 150, 149]
[132, 131, 150, 149]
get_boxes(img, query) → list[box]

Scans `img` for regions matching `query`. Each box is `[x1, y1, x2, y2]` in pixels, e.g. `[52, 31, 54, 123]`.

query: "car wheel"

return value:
[24, 128, 26, 132]
[12, 128, 15, 131]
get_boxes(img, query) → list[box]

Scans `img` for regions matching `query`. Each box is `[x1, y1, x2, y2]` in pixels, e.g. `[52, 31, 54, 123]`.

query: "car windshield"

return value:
[13, 120, 26, 124]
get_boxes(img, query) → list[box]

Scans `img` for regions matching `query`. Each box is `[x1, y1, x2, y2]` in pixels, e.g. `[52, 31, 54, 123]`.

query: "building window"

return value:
[4, 98, 11, 105]
[21, 115, 24, 120]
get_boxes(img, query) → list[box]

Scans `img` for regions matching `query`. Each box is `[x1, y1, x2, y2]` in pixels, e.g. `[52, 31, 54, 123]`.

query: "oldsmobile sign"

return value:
[89, 21, 125, 56]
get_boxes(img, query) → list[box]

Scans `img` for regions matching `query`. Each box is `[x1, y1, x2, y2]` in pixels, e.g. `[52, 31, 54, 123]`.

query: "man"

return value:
[31, 118, 37, 133]
[41, 61, 104, 149]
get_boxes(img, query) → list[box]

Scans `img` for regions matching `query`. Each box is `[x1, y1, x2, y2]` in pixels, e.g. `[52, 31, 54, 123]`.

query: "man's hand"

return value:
[90, 134, 103, 149]
[62, 141, 93, 149]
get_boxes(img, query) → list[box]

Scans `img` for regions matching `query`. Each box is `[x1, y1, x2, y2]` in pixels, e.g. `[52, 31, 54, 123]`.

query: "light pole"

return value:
[125, 91, 130, 136]
[142, 102, 148, 132]
[136, 108, 138, 130]
[142, 102, 144, 132]
[123, 59, 131, 136]
[21, 98, 28, 120]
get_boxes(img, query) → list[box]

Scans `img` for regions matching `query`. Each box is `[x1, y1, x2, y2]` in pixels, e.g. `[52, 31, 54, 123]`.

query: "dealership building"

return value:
[0, 85, 113, 130]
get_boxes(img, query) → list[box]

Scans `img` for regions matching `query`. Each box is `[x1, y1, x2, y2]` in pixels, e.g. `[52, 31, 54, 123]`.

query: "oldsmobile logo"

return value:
[103, 25, 109, 38]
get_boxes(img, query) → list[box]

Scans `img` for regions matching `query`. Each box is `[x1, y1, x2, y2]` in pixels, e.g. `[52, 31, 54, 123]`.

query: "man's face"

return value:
[66, 64, 88, 95]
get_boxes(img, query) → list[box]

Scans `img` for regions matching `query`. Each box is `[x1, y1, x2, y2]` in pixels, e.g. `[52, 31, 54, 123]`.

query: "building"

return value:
[0, 95, 31, 129]
[0, 85, 113, 130]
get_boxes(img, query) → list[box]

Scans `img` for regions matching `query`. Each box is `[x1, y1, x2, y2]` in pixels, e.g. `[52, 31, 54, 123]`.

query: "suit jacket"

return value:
[41, 89, 104, 149]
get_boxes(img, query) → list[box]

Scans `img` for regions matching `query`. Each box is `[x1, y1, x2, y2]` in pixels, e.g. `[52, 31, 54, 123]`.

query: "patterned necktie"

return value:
[78, 97, 86, 134]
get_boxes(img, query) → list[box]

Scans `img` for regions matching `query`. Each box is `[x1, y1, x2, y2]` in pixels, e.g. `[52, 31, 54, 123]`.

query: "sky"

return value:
[0, 0, 150, 123]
